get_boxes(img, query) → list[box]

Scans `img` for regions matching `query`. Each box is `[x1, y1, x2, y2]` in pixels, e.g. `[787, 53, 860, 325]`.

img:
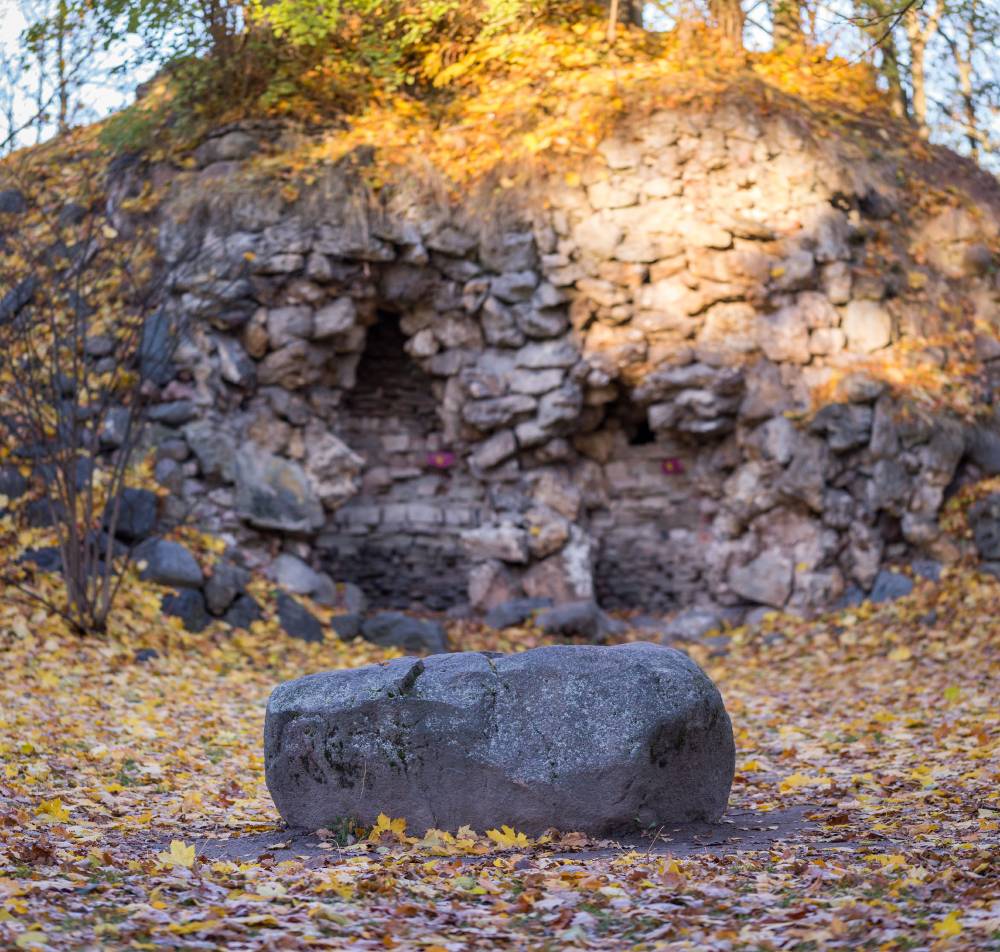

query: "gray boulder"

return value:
[662, 608, 723, 641]
[361, 612, 449, 654]
[137, 540, 204, 588]
[234, 447, 325, 534]
[277, 592, 324, 643]
[0, 464, 28, 504]
[970, 494, 1000, 561]
[205, 561, 250, 615]
[224, 594, 263, 630]
[330, 613, 362, 640]
[485, 597, 553, 630]
[107, 488, 158, 543]
[162, 588, 210, 632]
[868, 569, 913, 604]
[0, 188, 28, 214]
[264, 643, 735, 835]
[536, 600, 622, 643]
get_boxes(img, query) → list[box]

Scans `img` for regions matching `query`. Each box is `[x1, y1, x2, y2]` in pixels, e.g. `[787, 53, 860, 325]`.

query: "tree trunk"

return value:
[709, 0, 745, 50]
[56, 0, 68, 133]
[861, 5, 909, 121]
[953, 9, 979, 160]
[904, 1, 941, 136]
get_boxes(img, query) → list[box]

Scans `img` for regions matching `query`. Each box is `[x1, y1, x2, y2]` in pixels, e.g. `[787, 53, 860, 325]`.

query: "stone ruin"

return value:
[117, 96, 1000, 623]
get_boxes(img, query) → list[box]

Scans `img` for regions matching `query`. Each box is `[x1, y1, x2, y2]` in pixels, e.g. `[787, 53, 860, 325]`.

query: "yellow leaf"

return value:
[35, 798, 70, 822]
[486, 825, 531, 849]
[15, 931, 46, 949]
[933, 910, 963, 938]
[168, 919, 222, 935]
[369, 813, 407, 841]
[779, 772, 817, 793]
[157, 839, 196, 869]
[888, 646, 912, 662]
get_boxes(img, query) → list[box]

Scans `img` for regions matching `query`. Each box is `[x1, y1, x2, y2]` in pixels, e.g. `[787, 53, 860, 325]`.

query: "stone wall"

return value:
[133, 97, 1000, 619]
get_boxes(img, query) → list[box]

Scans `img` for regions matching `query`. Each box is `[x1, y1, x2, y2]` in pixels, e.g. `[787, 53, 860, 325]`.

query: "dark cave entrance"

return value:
[340, 312, 439, 432]
[321, 311, 472, 611]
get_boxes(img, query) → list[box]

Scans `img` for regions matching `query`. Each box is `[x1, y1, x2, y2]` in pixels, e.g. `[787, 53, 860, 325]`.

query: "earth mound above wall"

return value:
[110, 92, 1000, 620]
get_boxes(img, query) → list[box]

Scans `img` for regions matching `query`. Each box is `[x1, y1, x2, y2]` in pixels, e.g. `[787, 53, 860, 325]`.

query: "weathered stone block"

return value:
[264, 643, 735, 834]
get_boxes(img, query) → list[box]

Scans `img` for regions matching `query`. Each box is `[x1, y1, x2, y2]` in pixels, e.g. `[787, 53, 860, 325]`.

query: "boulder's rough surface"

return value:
[264, 642, 735, 835]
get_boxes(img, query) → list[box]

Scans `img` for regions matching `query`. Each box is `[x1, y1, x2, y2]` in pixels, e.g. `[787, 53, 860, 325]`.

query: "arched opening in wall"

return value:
[339, 312, 439, 433]
[320, 310, 477, 611]
[589, 394, 706, 613]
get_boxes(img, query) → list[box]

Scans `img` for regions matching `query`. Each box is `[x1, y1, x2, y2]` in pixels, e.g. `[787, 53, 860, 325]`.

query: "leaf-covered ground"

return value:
[0, 564, 997, 950]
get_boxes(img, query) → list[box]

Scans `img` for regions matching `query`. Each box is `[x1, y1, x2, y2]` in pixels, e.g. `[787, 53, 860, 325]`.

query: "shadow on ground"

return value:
[160, 806, 820, 864]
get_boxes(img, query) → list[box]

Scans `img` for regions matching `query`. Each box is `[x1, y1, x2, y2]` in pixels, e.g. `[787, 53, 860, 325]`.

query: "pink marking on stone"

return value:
[426, 451, 456, 470]
[661, 458, 685, 476]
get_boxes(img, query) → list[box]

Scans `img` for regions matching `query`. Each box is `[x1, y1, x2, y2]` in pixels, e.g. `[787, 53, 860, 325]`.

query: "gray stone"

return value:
[728, 550, 792, 607]
[0, 274, 37, 324]
[313, 298, 357, 339]
[0, 465, 28, 509]
[470, 430, 517, 470]
[662, 609, 723, 641]
[484, 597, 554, 629]
[969, 494, 1000, 561]
[107, 488, 158, 543]
[360, 612, 449, 653]
[758, 305, 810, 364]
[303, 432, 364, 510]
[463, 395, 536, 430]
[491, 271, 539, 303]
[85, 334, 115, 358]
[194, 130, 258, 165]
[480, 297, 526, 348]
[258, 340, 326, 389]
[162, 588, 210, 632]
[148, 401, 198, 426]
[278, 592, 324, 643]
[272, 553, 325, 596]
[967, 423, 1000, 476]
[809, 403, 873, 452]
[461, 524, 529, 564]
[480, 231, 537, 273]
[537, 384, 584, 430]
[99, 406, 132, 449]
[224, 594, 263, 630]
[870, 459, 910, 514]
[137, 540, 204, 588]
[138, 312, 176, 380]
[508, 368, 564, 396]
[267, 306, 313, 347]
[205, 561, 250, 615]
[843, 300, 892, 352]
[912, 559, 942, 582]
[0, 188, 28, 214]
[264, 643, 735, 834]
[517, 306, 569, 340]
[868, 569, 913, 604]
[183, 419, 237, 481]
[331, 613, 362, 640]
[516, 338, 578, 369]
[234, 446, 325, 533]
[536, 600, 620, 644]
[217, 337, 256, 387]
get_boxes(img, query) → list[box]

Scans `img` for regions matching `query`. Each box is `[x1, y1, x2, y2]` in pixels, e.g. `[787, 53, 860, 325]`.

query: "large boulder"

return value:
[264, 642, 735, 835]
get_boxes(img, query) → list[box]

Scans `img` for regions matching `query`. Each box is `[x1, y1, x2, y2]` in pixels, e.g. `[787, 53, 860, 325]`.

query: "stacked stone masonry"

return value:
[134, 100, 1000, 618]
